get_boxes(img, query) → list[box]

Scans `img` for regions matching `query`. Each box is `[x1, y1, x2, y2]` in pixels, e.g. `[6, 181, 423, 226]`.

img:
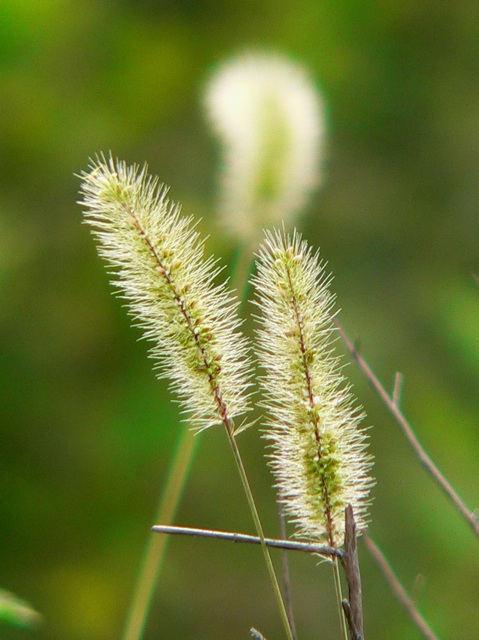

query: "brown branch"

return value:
[341, 601, 361, 640]
[334, 318, 479, 539]
[363, 535, 441, 640]
[151, 524, 342, 558]
[340, 506, 364, 640]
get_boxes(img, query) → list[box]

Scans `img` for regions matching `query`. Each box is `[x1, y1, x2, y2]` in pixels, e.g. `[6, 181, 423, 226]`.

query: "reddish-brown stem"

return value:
[363, 535, 441, 640]
[286, 265, 336, 547]
[334, 318, 479, 539]
[286, 265, 347, 639]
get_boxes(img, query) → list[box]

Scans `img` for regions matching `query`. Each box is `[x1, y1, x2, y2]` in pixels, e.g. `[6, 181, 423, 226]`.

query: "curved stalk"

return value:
[121, 427, 197, 640]
[120, 243, 258, 640]
[225, 425, 294, 640]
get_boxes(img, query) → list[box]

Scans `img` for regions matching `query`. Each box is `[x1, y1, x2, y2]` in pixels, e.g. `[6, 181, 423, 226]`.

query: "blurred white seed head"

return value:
[253, 229, 374, 548]
[205, 52, 326, 243]
[79, 156, 252, 433]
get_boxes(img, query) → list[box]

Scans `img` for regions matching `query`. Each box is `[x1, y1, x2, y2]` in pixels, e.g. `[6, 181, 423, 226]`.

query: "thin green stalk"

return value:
[121, 244, 254, 640]
[121, 427, 197, 640]
[225, 425, 294, 640]
[230, 241, 295, 640]
[332, 557, 348, 640]
[229, 240, 258, 301]
[278, 498, 298, 640]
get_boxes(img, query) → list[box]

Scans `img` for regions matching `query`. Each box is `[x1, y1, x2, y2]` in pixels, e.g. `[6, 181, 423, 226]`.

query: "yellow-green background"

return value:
[1, 1, 478, 639]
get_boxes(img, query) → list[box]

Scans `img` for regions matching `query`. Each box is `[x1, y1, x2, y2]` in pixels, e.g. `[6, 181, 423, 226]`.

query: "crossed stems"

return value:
[153, 505, 365, 640]
[152, 507, 441, 640]
[122, 258, 468, 640]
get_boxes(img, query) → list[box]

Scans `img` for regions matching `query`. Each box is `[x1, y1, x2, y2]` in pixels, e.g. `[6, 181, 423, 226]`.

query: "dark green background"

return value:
[1, 1, 478, 638]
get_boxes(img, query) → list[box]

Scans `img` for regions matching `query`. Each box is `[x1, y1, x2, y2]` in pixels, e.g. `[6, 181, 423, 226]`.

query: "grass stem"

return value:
[121, 244, 255, 640]
[121, 427, 198, 640]
[225, 426, 294, 640]
[332, 556, 349, 640]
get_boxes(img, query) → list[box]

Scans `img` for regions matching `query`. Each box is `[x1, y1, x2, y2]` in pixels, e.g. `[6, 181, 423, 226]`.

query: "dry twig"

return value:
[363, 535, 441, 640]
[340, 506, 364, 640]
[151, 524, 341, 558]
[334, 318, 479, 539]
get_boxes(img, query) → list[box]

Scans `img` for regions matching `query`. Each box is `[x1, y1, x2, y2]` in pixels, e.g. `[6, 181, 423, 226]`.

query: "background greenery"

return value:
[1, 1, 478, 638]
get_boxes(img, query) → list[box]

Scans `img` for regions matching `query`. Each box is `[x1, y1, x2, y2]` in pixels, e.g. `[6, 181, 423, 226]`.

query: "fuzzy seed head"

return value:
[205, 52, 326, 242]
[253, 229, 374, 547]
[79, 156, 252, 433]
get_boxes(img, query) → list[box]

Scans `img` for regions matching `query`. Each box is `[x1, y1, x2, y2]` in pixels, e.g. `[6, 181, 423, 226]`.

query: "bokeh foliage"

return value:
[1, 1, 478, 638]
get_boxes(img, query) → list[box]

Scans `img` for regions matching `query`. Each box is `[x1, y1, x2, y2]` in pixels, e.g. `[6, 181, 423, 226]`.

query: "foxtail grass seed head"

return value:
[204, 52, 325, 243]
[79, 156, 252, 433]
[253, 229, 374, 548]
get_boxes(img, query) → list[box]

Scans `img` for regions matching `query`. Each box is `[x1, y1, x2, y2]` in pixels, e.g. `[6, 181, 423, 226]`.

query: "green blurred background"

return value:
[1, 1, 478, 638]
